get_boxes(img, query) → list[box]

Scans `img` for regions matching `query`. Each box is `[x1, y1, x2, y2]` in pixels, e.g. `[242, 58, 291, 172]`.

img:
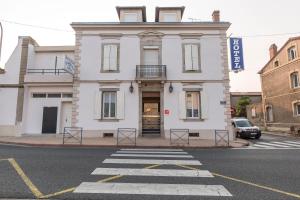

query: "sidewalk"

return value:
[0, 135, 248, 148]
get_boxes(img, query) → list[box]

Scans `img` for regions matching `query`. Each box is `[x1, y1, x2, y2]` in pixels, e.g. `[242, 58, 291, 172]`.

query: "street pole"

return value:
[0, 21, 3, 62]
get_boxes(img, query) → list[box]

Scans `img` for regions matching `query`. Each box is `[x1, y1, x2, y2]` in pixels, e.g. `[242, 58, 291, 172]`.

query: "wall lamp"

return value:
[129, 82, 134, 93]
[169, 82, 173, 93]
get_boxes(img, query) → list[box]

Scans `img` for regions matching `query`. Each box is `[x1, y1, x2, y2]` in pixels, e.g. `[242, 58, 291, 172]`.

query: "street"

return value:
[0, 134, 300, 200]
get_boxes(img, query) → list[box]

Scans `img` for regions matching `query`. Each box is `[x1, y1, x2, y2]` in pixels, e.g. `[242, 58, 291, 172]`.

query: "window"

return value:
[102, 44, 119, 72]
[62, 93, 73, 98]
[102, 92, 116, 119]
[32, 93, 46, 98]
[183, 44, 200, 72]
[274, 60, 279, 67]
[288, 46, 297, 61]
[291, 72, 299, 88]
[186, 92, 200, 118]
[124, 13, 138, 22]
[162, 13, 177, 22]
[293, 102, 300, 116]
[47, 93, 61, 98]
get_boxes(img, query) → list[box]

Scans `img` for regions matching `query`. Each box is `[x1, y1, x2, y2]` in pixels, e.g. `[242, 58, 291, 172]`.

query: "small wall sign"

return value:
[164, 109, 170, 115]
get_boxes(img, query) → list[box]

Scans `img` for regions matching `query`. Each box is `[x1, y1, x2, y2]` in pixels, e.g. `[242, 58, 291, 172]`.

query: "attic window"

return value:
[124, 13, 138, 22]
[162, 13, 177, 22]
[288, 46, 297, 61]
[274, 60, 279, 67]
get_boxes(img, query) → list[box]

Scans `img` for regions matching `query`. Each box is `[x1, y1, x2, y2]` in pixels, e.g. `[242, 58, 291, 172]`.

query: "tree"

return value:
[236, 96, 251, 117]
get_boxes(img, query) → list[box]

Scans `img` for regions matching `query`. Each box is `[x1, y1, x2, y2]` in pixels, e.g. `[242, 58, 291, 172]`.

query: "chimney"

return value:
[212, 10, 220, 22]
[269, 44, 277, 59]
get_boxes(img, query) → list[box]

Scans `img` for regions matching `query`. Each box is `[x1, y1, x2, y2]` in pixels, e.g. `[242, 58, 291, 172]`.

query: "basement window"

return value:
[103, 133, 114, 137]
[189, 132, 199, 137]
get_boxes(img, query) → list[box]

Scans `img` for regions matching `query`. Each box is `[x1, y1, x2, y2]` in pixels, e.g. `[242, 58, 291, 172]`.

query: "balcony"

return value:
[24, 68, 73, 83]
[136, 65, 167, 81]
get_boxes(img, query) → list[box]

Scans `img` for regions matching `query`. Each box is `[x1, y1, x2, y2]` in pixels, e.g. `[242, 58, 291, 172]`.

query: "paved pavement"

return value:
[0, 134, 299, 200]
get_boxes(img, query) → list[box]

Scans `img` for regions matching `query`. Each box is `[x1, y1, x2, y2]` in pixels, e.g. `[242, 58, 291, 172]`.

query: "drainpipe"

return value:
[0, 21, 3, 62]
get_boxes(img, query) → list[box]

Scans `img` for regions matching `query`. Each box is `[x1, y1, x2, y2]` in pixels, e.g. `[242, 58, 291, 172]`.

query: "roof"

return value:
[116, 6, 147, 22]
[35, 46, 75, 52]
[155, 6, 185, 22]
[258, 36, 300, 74]
[230, 92, 261, 96]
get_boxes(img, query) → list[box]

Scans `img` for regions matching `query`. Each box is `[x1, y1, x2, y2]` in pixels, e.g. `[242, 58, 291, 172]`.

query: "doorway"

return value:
[60, 102, 72, 133]
[142, 92, 160, 135]
[42, 107, 58, 134]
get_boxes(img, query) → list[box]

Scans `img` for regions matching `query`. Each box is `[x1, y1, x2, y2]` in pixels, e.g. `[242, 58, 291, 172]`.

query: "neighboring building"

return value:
[0, 6, 233, 140]
[258, 36, 300, 132]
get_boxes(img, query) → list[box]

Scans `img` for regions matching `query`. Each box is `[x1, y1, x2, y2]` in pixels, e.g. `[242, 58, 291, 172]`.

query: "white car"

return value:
[231, 118, 261, 139]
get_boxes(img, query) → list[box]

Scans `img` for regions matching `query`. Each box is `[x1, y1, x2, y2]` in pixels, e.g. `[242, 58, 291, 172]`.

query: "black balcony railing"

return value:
[26, 68, 68, 75]
[136, 65, 167, 80]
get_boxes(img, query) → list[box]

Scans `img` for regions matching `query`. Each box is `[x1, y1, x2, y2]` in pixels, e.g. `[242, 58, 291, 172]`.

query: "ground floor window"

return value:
[186, 91, 200, 118]
[102, 91, 116, 119]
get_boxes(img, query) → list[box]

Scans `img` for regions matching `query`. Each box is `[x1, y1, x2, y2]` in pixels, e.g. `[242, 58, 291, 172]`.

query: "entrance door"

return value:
[60, 102, 72, 133]
[143, 49, 159, 65]
[42, 107, 58, 134]
[142, 92, 160, 135]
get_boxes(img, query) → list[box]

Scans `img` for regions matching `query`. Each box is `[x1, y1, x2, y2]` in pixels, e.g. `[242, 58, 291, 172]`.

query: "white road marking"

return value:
[111, 154, 193, 158]
[284, 141, 300, 145]
[120, 148, 183, 152]
[233, 147, 300, 150]
[103, 158, 202, 165]
[252, 144, 271, 148]
[271, 141, 300, 147]
[255, 142, 290, 148]
[116, 150, 188, 154]
[74, 182, 232, 196]
[92, 168, 213, 177]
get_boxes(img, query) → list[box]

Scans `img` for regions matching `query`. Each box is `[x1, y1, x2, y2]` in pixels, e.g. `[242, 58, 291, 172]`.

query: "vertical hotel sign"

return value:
[230, 37, 244, 71]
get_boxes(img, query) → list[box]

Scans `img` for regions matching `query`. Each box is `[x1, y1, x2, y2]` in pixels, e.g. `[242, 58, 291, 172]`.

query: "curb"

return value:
[0, 140, 247, 149]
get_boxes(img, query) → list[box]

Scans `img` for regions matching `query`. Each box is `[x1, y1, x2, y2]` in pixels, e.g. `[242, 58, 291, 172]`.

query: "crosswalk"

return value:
[239, 140, 300, 149]
[73, 148, 232, 197]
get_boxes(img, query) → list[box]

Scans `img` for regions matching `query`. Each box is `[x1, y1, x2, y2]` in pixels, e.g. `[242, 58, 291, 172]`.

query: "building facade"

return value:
[259, 36, 300, 132]
[0, 6, 233, 140]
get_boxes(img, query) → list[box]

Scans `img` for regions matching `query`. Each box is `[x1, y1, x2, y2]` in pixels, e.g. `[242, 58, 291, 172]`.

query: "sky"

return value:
[0, 0, 300, 92]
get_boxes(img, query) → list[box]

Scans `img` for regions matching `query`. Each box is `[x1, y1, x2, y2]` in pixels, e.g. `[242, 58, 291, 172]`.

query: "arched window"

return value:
[288, 46, 297, 61]
[293, 101, 300, 116]
[290, 72, 299, 88]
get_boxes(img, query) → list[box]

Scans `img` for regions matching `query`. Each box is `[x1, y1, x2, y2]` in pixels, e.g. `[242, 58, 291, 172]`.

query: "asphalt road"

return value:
[0, 134, 300, 200]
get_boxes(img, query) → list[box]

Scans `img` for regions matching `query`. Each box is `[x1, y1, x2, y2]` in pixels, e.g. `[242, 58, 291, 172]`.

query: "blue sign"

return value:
[230, 37, 244, 71]
[64, 56, 75, 75]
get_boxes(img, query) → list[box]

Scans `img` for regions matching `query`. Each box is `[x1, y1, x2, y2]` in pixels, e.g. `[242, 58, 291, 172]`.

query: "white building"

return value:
[0, 6, 232, 140]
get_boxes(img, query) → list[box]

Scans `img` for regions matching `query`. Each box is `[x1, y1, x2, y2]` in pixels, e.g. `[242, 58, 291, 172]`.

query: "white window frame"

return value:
[101, 44, 119, 72]
[162, 13, 177, 22]
[185, 91, 200, 119]
[183, 44, 201, 72]
[288, 46, 297, 61]
[290, 72, 300, 88]
[292, 101, 300, 116]
[102, 91, 117, 119]
[123, 12, 138, 22]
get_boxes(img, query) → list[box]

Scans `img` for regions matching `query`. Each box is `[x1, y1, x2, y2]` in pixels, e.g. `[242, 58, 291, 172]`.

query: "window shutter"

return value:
[178, 91, 186, 119]
[103, 45, 110, 71]
[191, 44, 199, 70]
[184, 45, 193, 70]
[201, 91, 209, 119]
[109, 45, 118, 71]
[117, 91, 125, 119]
[93, 91, 102, 119]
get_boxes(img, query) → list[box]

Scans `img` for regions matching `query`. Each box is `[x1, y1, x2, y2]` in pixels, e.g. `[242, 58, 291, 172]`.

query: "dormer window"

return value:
[124, 13, 138, 22]
[162, 13, 177, 22]
[288, 46, 297, 61]
[274, 60, 279, 67]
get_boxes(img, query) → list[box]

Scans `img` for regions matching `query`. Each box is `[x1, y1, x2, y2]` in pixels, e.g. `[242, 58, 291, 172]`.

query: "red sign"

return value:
[164, 109, 170, 115]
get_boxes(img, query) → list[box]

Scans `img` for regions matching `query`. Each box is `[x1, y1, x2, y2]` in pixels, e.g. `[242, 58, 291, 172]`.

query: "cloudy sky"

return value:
[0, 0, 299, 91]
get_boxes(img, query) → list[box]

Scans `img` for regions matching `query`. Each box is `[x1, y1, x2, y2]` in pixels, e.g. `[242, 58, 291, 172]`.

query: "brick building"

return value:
[259, 36, 300, 132]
